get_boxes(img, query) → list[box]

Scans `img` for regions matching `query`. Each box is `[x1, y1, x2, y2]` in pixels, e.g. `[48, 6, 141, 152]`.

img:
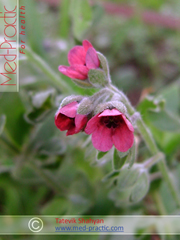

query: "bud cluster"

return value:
[109, 164, 149, 205]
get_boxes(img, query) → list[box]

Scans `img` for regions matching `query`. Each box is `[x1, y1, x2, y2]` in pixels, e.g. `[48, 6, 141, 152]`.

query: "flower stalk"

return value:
[143, 152, 164, 169]
[107, 83, 180, 207]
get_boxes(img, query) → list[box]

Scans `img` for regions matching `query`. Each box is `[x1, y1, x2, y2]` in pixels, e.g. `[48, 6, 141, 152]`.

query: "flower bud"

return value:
[129, 171, 149, 203]
[77, 89, 113, 116]
[109, 164, 150, 205]
[60, 95, 84, 108]
[55, 99, 88, 136]
[94, 101, 127, 116]
[77, 97, 93, 115]
[117, 164, 146, 190]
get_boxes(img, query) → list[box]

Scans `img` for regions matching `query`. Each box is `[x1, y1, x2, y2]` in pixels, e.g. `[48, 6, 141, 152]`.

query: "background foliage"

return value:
[0, 0, 180, 239]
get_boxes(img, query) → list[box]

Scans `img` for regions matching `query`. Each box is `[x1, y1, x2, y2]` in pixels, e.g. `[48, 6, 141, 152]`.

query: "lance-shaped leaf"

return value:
[113, 143, 136, 170]
[137, 95, 180, 132]
[102, 170, 120, 182]
[97, 151, 109, 160]
[148, 110, 180, 132]
[113, 149, 129, 170]
[117, 165, 141, 190]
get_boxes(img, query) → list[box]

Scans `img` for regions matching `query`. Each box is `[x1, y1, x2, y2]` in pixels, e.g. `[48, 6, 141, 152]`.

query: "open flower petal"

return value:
[58, 65, 70, 76]
[121, 115, 134, 132]
[83, 39, 93, 52]
[55, 114, 73, 131]
[75, 114, 88, 132]
[66, 124, 76, 136]
[91, 125, 113, 152]
[68, 46, 86, 65]
[85, 114, 100, 134]
[86, 48, 100, 69]
[71, 64, 89, 78]
[99, 108, 122, 117]
[59, 65, 89, 80]
[59, 101, 78, 118]
[85, 108, 134, 153]
[112, 123, 134, 152]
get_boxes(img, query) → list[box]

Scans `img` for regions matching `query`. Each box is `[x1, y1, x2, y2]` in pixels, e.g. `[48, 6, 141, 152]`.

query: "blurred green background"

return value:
[0, 0, 180, 239]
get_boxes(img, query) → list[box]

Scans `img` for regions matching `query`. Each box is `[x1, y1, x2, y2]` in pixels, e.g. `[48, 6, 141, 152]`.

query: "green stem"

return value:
[136, 118, 158, 154]
[149, 172, 161, 181]
[108, 83, 180, 207]
[153, 191, 167, 215]
[24, 47, 73, 94]
[143, 152, 164, 169]
[107, 84, 135, 114]
[90, 88, 113, 107]
[153, 191, 174, 238]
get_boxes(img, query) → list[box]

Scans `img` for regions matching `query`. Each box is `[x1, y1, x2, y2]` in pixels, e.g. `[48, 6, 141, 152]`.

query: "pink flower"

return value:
[55, 101, 88, 136]
[58, 40, 100, 80]
[85, 108, 134, 152]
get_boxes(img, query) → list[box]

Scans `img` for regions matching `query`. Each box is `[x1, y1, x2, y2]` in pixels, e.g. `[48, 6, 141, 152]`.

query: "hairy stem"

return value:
[108, 83, 180, 207]
[143, 152, 164, 169]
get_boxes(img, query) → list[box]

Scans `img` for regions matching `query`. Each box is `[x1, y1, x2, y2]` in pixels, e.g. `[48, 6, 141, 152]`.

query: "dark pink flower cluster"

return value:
[55, 102, 134, 152]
